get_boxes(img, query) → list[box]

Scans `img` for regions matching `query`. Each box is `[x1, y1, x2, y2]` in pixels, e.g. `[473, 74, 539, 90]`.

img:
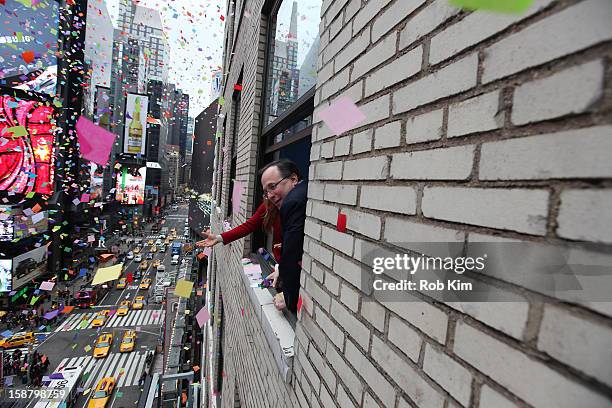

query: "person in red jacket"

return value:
[196, 198, 282, 260]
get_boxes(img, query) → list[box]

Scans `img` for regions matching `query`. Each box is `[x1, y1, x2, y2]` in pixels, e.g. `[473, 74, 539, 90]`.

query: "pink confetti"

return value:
[316, 96, 366, 136]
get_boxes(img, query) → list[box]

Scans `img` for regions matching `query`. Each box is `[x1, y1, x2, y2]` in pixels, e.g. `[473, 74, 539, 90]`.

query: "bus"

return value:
[32, 364, 84, 407]
[171, 242, 182, 256]
[74, 285, 108, 308]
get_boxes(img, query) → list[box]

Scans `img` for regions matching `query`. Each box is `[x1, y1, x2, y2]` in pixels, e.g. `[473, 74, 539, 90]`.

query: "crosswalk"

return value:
[55, 310, 165, 332]
[54, 351, 150, 389]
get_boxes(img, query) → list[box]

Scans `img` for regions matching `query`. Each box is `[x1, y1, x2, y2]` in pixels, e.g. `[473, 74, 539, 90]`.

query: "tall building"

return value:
[115, 0, 167, 82]
[267, 1, 299, 124]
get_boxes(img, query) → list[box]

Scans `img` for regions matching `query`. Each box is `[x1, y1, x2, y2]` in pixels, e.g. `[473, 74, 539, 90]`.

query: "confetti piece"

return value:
[449, 0, 534, 13]
[6, 126, 28, 137]
[337, 213, 347, 233]
[317, 96, 366, 136]
[21, 51, 35, 64]
[174, 279, 194, 298]
[92, 264, 123, 285]
[76, 117, 117, 166]
[84, 345, 91, 352]
[195, 307, 210, 328]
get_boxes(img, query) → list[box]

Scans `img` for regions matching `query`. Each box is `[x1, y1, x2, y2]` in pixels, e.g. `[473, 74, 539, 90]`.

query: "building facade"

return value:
[205, 0, 612, 408]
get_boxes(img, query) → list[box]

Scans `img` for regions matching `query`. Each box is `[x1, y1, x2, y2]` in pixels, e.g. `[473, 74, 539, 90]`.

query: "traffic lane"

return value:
[38, 325, 158, 408]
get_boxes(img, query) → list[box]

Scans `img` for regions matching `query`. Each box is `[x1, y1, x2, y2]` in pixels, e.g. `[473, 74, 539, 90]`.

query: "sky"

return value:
[106, 0, 226, 117]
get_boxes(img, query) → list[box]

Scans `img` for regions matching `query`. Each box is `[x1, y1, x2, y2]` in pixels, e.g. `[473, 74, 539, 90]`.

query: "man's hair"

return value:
[259, 159, 301, 180]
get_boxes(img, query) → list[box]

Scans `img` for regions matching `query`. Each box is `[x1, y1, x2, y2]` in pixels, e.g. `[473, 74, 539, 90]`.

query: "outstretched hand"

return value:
[196, 229, 219, 248]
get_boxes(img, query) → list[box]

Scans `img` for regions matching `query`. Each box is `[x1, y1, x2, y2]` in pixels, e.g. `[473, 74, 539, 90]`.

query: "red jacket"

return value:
[220, 202, 282, 260]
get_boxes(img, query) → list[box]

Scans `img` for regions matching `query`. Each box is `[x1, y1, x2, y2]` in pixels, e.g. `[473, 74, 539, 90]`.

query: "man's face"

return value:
[261, 165, 296, 208]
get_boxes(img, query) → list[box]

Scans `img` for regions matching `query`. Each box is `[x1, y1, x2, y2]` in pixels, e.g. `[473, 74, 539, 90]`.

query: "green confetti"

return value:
[26, 192, 35, 198]
[218, 96, 225, 106]
[16, 32, 23, 42]
[52, 226, 61, 232]
[6, 126, 27, 137]
[449, 0, 534, 13]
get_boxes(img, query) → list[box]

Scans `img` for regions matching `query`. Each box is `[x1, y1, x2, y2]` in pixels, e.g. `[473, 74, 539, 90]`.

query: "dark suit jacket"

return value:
[279, 181, 308, 313]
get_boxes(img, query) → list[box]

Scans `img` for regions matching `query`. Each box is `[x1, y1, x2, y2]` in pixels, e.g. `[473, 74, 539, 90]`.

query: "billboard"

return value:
[93, 86, 112, 131]
[12, 244, 49, 290]
[0, 93, 56, 196]
[0, 218, 14, 241]
[0, 0, 60, 95]
[115, 166, 146, 205]
[123, 93, 149, 155]
[0, 259, 12, 292]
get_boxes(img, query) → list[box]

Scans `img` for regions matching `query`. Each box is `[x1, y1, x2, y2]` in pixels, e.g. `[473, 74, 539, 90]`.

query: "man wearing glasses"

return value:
[260, 159, 308, 312]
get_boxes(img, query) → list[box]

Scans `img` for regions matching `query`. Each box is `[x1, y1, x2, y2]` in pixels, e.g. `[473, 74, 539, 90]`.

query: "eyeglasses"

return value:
[263, 176, 289, 198]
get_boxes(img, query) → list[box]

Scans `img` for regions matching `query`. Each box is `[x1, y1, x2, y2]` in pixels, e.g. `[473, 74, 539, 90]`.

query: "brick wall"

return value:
[207, 0, 300, 406]
[209, 0, 612, 407]
[297, 0, 612, 407]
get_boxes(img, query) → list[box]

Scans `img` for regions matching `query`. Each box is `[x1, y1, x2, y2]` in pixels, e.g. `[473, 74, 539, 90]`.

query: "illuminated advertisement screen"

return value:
[94, 86, 112, 130]
[0, 0, 60, 95]
[123, 93, 148, 155]
[90, 163, 104, 201]
[0, 218, 14, 241]
[0, 259, 12, 292]
[0, 93, 56, 196]
[115, 166, 146, 205]
[12, 244, 48, 290]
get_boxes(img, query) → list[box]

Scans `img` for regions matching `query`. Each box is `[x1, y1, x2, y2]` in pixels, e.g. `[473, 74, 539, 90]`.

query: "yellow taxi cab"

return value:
[147, 239, 154, 246]
[132, 296, 145, 310]
[139, 260, 148, 271]
[93, 333, 113, 358]
[91, 310, 110, 327]
[164, 237, 171, 245]
[87, 377, 115, 408]
[117, 301, 131, 316]
[133, 246, 141, 254]
[170, 228, 176, 235]
[116, 278, 127, 289]
[0, 332, 35, 349]
[150, 245, 158, 253]
[152, 259, 161, 268]
[120, 330, 136, 353]
[139, 278, 152, 290]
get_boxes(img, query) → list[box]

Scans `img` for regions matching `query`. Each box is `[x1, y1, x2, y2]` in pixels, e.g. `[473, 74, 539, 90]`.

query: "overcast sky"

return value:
[106, 0, 226, 117]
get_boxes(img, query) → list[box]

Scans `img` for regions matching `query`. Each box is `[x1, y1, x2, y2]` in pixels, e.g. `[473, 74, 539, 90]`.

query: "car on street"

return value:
[157, 264, 166, 273]
[155, 239, 162, 245]
[126, 251, 134, 260]
[120, 330, 136, 353]
[160, 245, 167, 253]
[139, 278, 152, 290]
[133, 247, 141, 254]
[93, 333, 112, 358]
[92, 310, 110, 327]
[150, 245, 158, 253]
[140, 260, 149, 270]
[0, 332, 35, 349]
[147, 239, 154, 246]
[88, 376, 115, 407]
[164, 237, 171, 245]
[116, 278, 127, 289]
[152, 259, 161, 268]
[134, 254, 142, 262]
[146, 252, 154, 260]
[117, 301, 130, 316]
[132, 296, 145, 309]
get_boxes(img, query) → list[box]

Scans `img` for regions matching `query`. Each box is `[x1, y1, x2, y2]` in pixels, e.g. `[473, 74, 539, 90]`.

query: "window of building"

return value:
[263, 0, 320, 126]
[226, 75, 242, 218]
[252, 0, 321, 256]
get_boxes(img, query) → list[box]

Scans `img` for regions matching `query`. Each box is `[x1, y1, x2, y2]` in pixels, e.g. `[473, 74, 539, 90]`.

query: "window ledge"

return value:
[240, 259, 295, 383]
